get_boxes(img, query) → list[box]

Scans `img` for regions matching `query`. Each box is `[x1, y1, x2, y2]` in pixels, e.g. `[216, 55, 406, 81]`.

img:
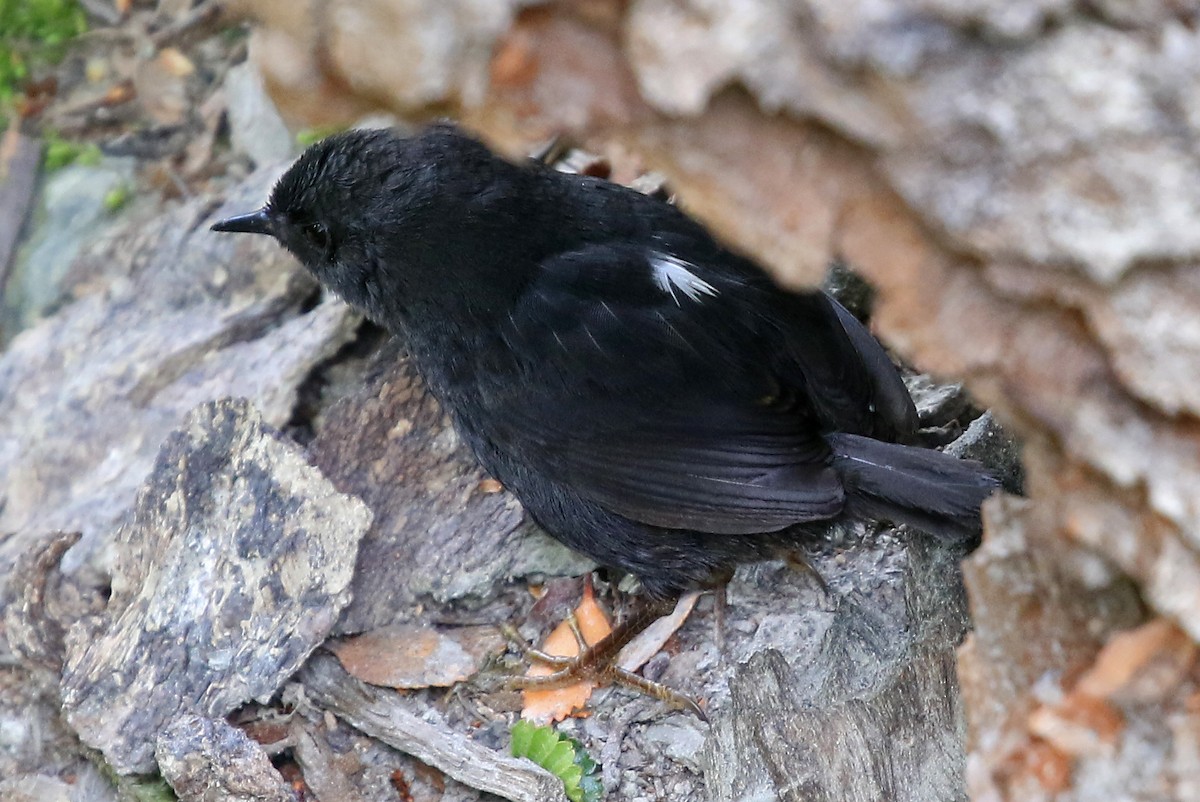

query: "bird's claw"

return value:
[501, 605, 708, 720]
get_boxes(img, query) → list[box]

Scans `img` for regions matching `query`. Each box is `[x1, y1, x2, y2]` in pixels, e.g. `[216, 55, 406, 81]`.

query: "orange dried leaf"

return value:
[1027, 691, 1124, 757]
[521, 583, 612, 723]
[1075, 617, 1196, 703]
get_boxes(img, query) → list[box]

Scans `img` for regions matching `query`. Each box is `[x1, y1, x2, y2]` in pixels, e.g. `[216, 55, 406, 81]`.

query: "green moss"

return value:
[0, 0, 88, 115]
[43, 132, 101, 170]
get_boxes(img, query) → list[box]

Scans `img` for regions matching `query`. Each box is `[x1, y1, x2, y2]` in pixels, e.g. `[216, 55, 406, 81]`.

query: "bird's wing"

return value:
[484, 242, 912, 535]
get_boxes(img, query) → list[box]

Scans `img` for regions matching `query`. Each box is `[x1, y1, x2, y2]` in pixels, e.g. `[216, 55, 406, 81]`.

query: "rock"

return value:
[59, 399, 371, 775]
[704, 535, 971, 802]
[956, 497, 1193, 802]
[0, 131, 41, 324]
[643, 719, 707, 773]
[2, 157, 136, 338]
[308, 349, 594, 634]
[156, 714, 293, 802]
[0, 165, 358, 583]
[10, 1, 1198, 797]
[905, 374, 969, 428]
[821, 260, 876, 322]
[945, 412, 1024, 495]
[224, 61, 295, 167]
[324, 0, 518, 112]
[0, 776, 75, 802]
[3, 531, 102, 673]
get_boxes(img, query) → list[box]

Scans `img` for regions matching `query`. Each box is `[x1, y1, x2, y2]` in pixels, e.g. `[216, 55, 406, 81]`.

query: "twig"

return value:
[150, 0, 226, 48]
[300, 655, 565, 802]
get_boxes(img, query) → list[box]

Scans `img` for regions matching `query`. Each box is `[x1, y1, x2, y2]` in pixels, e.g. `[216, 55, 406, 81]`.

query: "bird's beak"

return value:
[211, 208, 274, 236]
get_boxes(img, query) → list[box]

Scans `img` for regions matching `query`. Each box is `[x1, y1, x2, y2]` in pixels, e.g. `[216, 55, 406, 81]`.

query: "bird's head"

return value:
[211, 125, 496, 322]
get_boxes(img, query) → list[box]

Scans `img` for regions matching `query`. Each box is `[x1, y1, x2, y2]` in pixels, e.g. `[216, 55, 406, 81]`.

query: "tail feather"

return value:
[826, 433, 998, 543]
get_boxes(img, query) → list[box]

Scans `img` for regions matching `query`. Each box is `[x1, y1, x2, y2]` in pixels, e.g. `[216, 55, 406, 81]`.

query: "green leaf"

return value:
[124, 777, 176, 802]
[528, 724, 557, 763]
[578, 773, 604, 802]
[510, 719, 536, 756]
[295, 124, 346, 148]
[510, 721, 603, 802]
[543, 741, 576, 776]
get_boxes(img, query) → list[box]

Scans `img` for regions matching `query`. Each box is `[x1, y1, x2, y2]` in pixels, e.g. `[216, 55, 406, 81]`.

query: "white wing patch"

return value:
[650, 253, 718, 305]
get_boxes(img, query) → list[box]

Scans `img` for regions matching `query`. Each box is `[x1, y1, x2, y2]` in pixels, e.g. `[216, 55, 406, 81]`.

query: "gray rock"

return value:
[225, 61, 295, 167]
[705, 539, 971, 802]
[59, 399, 371, 775]
[643, 719, 708, 773]
[3, 158, 136, 337]
[157, 714, 293, 802]
[0, 776, 74, 802]
[905, 374, 969, 428]
[945, 411, 1023, 494]
[0, 166, 358, 581]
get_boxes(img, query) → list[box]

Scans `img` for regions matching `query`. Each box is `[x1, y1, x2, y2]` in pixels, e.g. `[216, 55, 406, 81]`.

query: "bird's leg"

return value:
[783, 550, 833, 607]
[712, 584, 728, 664]
[609, 665, 706, 720]
[506, 597, 706, 717]
[508, 598, 673, 688]
[499, 610, 586, 670]
[528, 135, 572, 165]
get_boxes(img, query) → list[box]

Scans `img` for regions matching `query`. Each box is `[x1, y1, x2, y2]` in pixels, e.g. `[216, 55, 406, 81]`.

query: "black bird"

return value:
[213, 125, 996, 689]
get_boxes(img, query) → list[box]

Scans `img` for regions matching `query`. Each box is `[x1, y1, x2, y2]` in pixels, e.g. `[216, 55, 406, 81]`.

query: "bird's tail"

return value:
[826, 433, 998, 544]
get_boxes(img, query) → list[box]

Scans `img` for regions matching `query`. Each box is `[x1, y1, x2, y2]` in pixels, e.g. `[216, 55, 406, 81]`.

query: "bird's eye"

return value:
[302, 222, 331, 255]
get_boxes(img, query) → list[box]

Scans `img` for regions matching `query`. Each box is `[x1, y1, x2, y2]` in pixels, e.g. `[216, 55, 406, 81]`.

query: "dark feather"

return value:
[212, 124, 1000, 596]
[827, 433, 998, 542]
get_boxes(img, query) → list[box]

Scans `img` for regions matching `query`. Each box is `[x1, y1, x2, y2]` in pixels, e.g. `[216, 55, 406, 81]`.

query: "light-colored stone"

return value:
[224, 61, 294, 167]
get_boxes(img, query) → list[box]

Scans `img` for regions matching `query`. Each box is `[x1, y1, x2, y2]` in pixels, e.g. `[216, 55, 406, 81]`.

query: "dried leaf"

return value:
[330, 624, 504, 689]
[1075, 617, 1197, 704]
[521, 582, 612, 723]
[1027, 691, 1124, 757]
[616, 591, 699, 673]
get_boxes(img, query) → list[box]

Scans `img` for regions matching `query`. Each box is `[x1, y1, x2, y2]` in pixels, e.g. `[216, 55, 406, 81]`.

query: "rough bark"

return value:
[156, 714, 294, 802]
